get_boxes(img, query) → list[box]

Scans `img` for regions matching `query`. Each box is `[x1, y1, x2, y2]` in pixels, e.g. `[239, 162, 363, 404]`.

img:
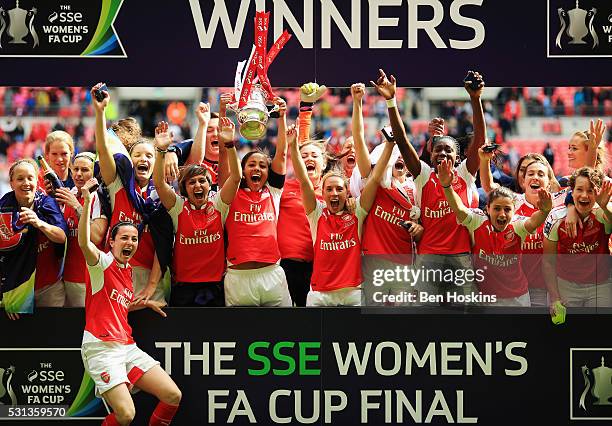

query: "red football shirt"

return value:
[168, 193, 227, 282]
[107, 176, 155, 270]
[84, 252, 134, 345]
[63, 190, 104, 283]
[225, 184, 282, 266]
[307, 201, 367, 292]
[545, 206, 611, 284]
[278, 178, 323, 262]
[414, 160, 477, 254]
[462, 210, 531, 298]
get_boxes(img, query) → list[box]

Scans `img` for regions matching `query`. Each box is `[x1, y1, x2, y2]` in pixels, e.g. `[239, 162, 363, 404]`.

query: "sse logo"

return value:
[0, 0, 125, 57]
[547, 0, 612, 57]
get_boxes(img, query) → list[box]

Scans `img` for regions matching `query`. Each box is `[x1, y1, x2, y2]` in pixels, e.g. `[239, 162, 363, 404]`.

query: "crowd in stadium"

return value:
[0, 72, 610, 320]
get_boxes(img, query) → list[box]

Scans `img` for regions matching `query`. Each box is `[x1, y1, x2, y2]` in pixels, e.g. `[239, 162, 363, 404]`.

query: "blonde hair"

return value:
[571, 131, 607, 173]
[73, 152, 97, 164]
[9, 159, 38, 180]
[45, 130, 74, 156]
[299, 139, 329, 167]
[321, 169, 348, 189]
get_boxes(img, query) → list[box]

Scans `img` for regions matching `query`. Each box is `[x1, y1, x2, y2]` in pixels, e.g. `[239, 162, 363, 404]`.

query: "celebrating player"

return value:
[439, 159, 552, 306]
[78, 178, 181, 426]
[153, 118, 241, 306]
[544, 168, 612, 311]
[566, 119, 607, 178]
[278, 83, 328, 306]
[223, 97, 292, 306]
[349, 82, 422, 305]
[91, 83, 164, 303]
[290, 121, 395, 306]
[56, 153, 108, 307]
[373, 69, 486, 301]
[39, 130, 76, 192]
[0, 159, 67, 316]
[479, 148, 562, 306]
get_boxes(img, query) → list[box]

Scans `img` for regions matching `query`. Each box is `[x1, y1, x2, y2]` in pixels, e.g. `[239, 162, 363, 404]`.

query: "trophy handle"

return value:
[269, 104, 280, 114]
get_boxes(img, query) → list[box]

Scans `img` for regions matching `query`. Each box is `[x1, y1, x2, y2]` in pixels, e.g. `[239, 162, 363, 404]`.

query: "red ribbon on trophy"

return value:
[237, 11, 292, 108]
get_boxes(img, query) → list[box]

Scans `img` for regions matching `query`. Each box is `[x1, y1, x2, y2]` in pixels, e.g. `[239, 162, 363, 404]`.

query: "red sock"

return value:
[149, 401, 179, 426]
[102, 412, 120, 426]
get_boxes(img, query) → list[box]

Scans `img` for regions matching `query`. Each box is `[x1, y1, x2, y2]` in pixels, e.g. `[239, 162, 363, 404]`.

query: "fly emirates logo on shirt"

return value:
[118, 210, 143, 225]
[374, 205, 407, 226]
[234, 202, 274, 223]
[320, 232, 357, 251]
[424, 199, 453, 219]
[110, 287, 133, 309]
[179, 229, 222, 245]
[568, 241, 600, 254]
[478, 250, 519, 267]
[522, 231, 543, 251]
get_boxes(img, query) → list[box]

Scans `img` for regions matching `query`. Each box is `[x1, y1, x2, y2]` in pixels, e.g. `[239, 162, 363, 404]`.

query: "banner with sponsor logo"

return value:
[0, 0, 124, 57]
[0, 0, 611, 86]
[3, 309, 612, 425]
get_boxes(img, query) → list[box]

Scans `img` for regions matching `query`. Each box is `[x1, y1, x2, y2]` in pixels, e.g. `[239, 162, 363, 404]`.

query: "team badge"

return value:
[101, 372, 110, 383]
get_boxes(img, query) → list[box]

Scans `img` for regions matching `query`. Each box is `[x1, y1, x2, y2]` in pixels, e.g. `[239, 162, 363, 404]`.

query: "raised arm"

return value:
[271, 97, 288, 175]
[542, 237, 560, 315]
[298, 83, 327, 143]
[90, 83, 116, 186]
[370, 69, 421, 177]
[596, 180, 612, 224]
[438, 159, 469, 223]
[217, 92, 234, 188]
[585, 119, 606, 169]
[351, 83, 371, 178]
[464, 71, 486, 175]
[186, 102, 210, 166]
[478, 146, 499, 193]
[218, 117, 242, 205]
[524, 189, 552, 233]
[90, 217, 108, 247]
[78, 179, 101, 266]
[153, 121, 178, 211]
[360, 141, 394, 212]
[289, 125, 316, 214]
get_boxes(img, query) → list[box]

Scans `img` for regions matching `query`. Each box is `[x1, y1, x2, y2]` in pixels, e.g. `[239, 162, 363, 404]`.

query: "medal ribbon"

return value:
[237, 12, 291, 108]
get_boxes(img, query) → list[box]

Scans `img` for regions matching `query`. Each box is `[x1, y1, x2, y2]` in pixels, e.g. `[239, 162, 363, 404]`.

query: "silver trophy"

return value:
[229, 84, 279, 140]
[556, 0, 598, 49]
[0, 0, 39, 48]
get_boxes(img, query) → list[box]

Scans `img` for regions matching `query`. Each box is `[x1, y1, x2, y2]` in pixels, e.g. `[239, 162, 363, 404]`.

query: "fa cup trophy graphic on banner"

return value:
[0, 0, 39, 49]
[556, 0, 598, 49]
[579, 356, 612, 410]
[227, 11, 291, 140]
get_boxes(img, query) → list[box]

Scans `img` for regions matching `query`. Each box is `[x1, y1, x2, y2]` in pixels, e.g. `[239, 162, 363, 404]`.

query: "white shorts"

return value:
[307, 287, 362, 307]
[224, 264, 292, 307]
[558, 278, 612, 308]
[81, 339, 159, 397]
[132, 266, 166, 303]
[528, 288, 548, 308]
[35, 280, 65, 307]
[64, 281, 86, 307]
